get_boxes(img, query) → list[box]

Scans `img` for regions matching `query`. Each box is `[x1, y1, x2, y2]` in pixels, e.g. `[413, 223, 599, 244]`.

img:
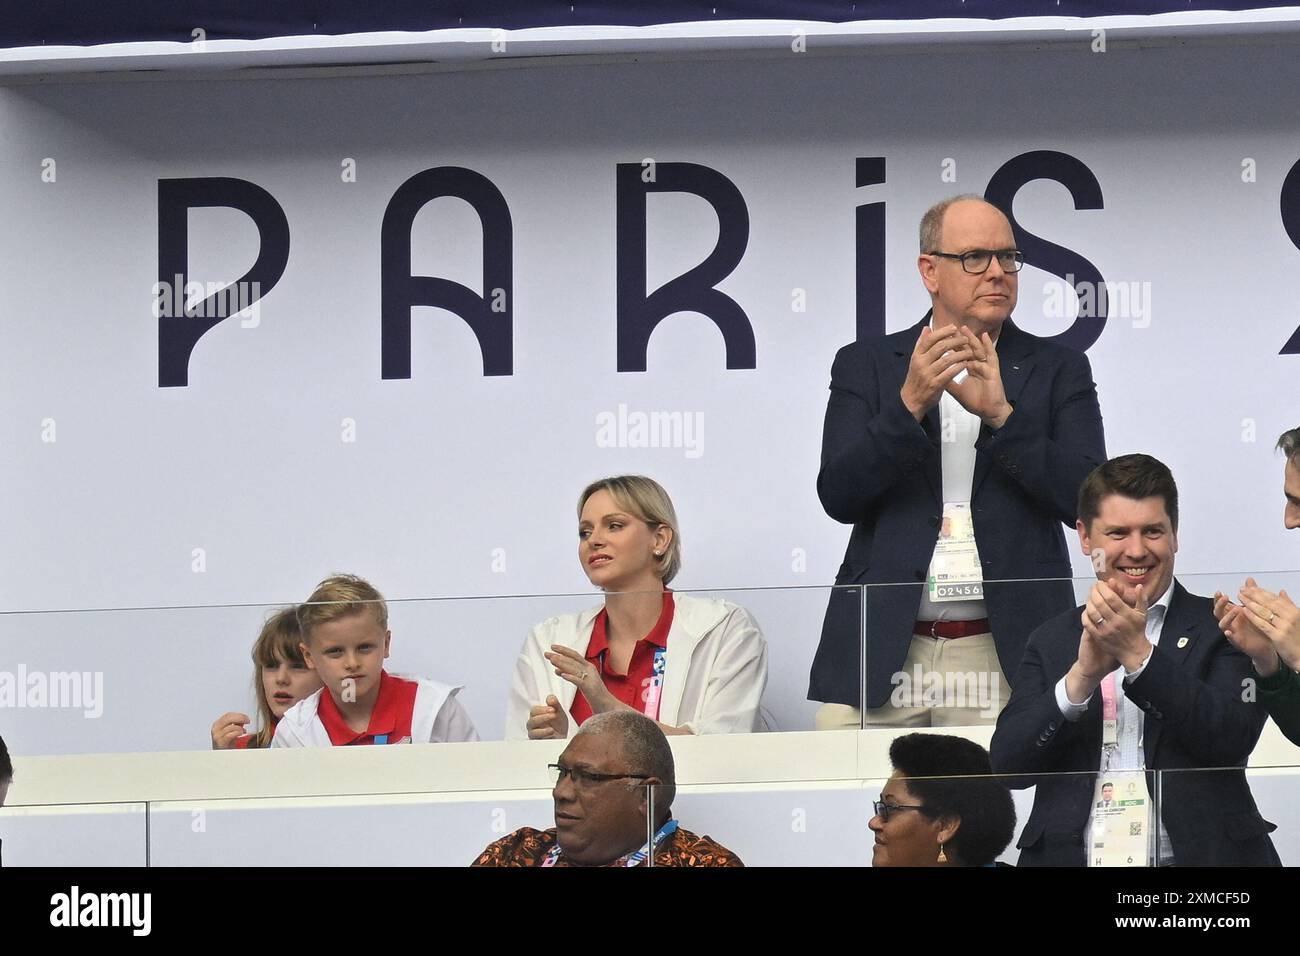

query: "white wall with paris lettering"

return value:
[2, 38, 1300, 755]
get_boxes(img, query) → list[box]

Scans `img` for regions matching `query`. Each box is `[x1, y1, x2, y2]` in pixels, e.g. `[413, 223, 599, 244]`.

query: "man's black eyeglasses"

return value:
[548, 764, 654, 787]
[927, 249, 1024, 274]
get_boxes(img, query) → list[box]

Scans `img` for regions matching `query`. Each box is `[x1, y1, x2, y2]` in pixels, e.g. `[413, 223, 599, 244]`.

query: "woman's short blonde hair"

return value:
[577, 475, 681, 585]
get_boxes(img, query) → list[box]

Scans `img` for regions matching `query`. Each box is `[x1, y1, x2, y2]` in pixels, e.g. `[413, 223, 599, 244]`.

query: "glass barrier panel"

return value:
[8, 765, 1300, 866]
[661, 772, 1084, 867]
[0, 584, 844, 754]
[858, 569, 1300, 741]
[1160, 764, 1298, 867]
[149, 791, 555, 867]
[0, 802, 148, 866]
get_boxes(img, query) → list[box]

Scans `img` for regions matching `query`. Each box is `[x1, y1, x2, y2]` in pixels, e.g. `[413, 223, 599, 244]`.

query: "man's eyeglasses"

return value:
[873, 800, 926, 822]
[548, 764, 653, 788]
[927, 249, 1024, 274]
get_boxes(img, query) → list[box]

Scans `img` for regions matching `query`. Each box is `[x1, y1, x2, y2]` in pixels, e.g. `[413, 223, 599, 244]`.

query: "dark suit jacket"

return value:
[810, 314, 1106, 707]
[989, 581, 1279, 867]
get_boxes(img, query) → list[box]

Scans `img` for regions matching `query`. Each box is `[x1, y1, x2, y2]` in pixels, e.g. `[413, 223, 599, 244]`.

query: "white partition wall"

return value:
[0, 803, 147, 867]
[4, 728, 1300, 866]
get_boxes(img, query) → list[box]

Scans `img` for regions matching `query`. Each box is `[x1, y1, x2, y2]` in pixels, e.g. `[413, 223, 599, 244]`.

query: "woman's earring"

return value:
[937, 843, 948, 864]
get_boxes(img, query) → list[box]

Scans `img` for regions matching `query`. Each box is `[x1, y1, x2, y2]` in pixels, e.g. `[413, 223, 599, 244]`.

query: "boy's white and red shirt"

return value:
[271, 670, 478, 746]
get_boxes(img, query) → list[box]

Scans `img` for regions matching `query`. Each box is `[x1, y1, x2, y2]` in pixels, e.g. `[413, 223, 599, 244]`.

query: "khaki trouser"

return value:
[814, 632, 1008, 729]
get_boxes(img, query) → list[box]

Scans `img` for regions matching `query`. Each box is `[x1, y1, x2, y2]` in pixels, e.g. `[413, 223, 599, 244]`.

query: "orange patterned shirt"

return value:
[471, 826, 743, 867]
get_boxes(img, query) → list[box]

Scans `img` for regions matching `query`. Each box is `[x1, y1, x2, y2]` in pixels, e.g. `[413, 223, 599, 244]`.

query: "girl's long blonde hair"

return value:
[249, 607, 306, 749]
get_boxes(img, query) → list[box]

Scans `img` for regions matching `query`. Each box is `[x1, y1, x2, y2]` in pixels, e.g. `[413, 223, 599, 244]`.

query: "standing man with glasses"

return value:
[471, 711, 743, 866]
[812, 195, 1106, 729]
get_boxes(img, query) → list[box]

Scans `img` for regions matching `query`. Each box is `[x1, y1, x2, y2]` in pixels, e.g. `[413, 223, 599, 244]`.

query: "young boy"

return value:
[272, 574, 479, 746]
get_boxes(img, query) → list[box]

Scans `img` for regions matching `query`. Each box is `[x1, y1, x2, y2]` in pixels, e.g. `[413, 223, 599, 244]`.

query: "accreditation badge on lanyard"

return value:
[541, 819, 680, 868]
[927, 502, 984, 603]
[640, 648, 668, 721]
[1089, 672, 1151, 867]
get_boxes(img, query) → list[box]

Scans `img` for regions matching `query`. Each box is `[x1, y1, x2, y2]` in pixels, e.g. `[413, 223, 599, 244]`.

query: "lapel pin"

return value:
[1176, 636, 1189, 649]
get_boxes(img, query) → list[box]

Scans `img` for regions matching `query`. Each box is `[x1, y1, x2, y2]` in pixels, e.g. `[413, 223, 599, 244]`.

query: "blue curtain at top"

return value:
[3, 0, 1297, 49]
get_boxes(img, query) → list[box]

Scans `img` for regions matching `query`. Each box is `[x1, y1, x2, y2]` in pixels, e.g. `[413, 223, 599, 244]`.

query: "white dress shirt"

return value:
[1054, 582, 1175, 864]
[916, 320, 990, 623]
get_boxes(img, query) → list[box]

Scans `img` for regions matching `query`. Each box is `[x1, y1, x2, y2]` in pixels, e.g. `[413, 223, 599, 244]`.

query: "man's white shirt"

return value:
[1054, 582, 1175, 863]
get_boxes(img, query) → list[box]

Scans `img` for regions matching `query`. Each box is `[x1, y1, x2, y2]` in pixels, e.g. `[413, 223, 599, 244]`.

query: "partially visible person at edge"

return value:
[1215, 426, 1300, 744]
[0, 734, 12, 807]
[0, 734, 12, 866]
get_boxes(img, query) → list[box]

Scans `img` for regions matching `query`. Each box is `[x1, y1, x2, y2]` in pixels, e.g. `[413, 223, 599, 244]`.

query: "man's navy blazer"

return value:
[989, 581, 1279, 867]
[810, 314, 1106, 708]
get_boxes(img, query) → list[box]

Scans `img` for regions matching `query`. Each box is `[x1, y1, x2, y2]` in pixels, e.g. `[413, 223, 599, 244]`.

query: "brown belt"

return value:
[914, 618, 990, 639]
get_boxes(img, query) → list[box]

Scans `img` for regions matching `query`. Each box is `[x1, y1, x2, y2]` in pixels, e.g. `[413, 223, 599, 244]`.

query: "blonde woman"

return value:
[507, 476, 768, 739]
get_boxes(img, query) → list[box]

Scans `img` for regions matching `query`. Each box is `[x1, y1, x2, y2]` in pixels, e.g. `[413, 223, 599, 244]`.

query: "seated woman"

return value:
[870, 733, 1016, 867]
[210, 607, 323, 749]
[507, 475, 768, 739]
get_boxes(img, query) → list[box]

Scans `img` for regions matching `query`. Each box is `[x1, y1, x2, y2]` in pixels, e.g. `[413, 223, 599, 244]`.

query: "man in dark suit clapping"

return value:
[991, 454, 1278, 866]
[811, 195, 1106, 728]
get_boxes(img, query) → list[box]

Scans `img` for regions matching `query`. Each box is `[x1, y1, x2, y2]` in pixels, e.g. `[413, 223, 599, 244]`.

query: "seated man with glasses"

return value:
[471, 711, 742, 866]
[812, 194, 1106, 729]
